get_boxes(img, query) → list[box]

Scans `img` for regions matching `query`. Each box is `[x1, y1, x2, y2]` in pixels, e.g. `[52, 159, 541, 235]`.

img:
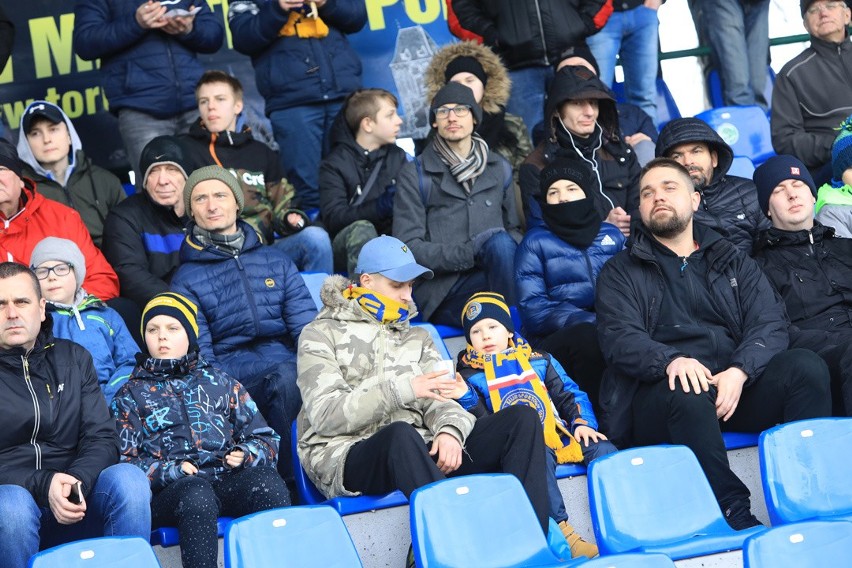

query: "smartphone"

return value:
[68, 481, 83, 505]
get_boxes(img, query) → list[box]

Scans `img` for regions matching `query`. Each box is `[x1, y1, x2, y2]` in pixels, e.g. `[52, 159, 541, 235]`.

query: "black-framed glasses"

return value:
[34, 263, 73, 280]
[434, 105, 471, 119]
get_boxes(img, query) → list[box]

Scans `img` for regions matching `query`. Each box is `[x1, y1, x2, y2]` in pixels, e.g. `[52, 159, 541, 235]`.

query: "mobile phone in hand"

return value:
[68, 481, 83, 505]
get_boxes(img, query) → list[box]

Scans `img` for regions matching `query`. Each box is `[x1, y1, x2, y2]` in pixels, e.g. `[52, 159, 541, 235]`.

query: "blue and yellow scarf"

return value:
[463, 336, 583, 463]
[344, 285, 411, 324]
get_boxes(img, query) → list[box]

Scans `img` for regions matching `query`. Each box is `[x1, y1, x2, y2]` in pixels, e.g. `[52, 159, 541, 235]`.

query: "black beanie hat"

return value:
[461, 291, 515, 344]
[539, 156, 596, 197]
[561, 43, 600, 76]
[141, 292, 199, 351]
[430, 82, 483, 126]
[752, 154, 817, 217]
[138, 136, 191, 190]
[801, 0, 852, 15]
[444, 56, 489, 87]
[0, 139, 24, 179]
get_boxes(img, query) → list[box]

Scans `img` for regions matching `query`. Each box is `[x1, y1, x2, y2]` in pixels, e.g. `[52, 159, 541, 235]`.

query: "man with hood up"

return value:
[656, 117, 770, 254]
[519, 65, 640, 236]
[17, 101, 126, 247]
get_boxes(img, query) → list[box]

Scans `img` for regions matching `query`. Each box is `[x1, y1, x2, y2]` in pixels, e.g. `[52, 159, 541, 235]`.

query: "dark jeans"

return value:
[428, 270, 489, 328]
[151, 467, 290, 568]
[545, 439, 617, 523]
[631, 349, 830, 510]
[342, 405, 551, 532]
[791, 330, 852, 416]
[537, 323, 606, 416]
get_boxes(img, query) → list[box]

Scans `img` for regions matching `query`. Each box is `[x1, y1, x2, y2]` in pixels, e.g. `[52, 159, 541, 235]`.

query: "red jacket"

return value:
[0, 181, 119, 300]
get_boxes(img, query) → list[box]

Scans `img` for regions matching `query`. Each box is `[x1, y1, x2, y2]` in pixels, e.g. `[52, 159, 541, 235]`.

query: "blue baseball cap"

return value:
[355, 236, 433, 281]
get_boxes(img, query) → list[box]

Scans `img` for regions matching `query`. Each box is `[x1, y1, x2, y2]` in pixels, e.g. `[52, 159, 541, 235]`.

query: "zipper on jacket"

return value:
[22, 354, 43, 470]
[234, 254, 263, 337]
[582, 249, 595, 283]
[808, 230, 815, 255]
[533, 0, 549, 65]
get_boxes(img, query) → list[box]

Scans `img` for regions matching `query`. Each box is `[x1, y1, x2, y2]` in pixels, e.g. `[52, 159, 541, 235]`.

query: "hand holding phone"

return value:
[68, 480, 84, 505]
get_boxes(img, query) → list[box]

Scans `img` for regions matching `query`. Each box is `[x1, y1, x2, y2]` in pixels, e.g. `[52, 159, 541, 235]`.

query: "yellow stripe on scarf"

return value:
[343, 285, 411, 324]
[279, 11, 329, 38]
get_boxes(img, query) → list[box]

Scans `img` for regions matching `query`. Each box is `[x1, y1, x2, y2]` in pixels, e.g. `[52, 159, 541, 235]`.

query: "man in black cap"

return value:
[752, 154, 852, 416]
[772, 0, 852, 185]
[393, 82, 523, 326]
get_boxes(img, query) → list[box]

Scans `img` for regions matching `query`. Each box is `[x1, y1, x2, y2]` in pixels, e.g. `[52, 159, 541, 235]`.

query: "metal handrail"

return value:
[659, 33, 812, 61]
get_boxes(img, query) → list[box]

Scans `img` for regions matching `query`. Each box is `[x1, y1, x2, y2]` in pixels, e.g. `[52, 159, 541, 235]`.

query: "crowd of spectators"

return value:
[1, 1, 852, 566]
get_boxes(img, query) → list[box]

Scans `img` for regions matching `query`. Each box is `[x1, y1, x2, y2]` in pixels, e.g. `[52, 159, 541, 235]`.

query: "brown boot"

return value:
[559, 520, 599, 559]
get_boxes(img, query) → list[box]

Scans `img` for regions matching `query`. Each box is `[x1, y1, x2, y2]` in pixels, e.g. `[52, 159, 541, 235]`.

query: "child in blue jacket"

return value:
[449, 291, 617, 560]
[31, 237, 138, 401]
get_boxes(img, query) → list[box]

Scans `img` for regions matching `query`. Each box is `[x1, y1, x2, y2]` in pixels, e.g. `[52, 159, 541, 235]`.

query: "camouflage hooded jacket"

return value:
[296, 275, 475, 498]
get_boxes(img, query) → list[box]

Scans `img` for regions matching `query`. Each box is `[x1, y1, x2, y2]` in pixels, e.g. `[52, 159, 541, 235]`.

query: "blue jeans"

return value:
[269, 102, 343, 210]
[506, 66, 555, 140]
[545, 439, 617, 523]
[0, 463, 151, 568]
[118, 108, 198, 184]
[273, 226, 333, 273]
[702, 0, 770, 107]
[587, 6, 660, 123]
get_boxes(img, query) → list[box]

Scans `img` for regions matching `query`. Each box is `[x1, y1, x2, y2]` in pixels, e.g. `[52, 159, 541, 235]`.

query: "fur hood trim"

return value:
[424, 41, 511, 114]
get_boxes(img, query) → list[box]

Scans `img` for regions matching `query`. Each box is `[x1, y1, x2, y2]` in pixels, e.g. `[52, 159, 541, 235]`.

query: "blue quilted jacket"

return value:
[515, 223, 625, 343]
[170, 221, 317, 383]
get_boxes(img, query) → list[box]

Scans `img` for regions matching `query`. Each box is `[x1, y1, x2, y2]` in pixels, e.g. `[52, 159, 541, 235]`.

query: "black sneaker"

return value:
[723, 499, 763, 531]
[406, 544, 415, 568]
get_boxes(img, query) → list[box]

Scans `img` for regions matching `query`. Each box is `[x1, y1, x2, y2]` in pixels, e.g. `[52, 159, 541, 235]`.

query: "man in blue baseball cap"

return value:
[296, 234, 555, 566]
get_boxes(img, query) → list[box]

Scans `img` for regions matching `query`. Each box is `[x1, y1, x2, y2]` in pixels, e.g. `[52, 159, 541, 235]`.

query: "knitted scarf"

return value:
[343, 285, 412, 324]
[192, 225, 245, 255]
[433, 132, 490, 193]
[540, 197, 602, 248]
[462, 336, 583, 463]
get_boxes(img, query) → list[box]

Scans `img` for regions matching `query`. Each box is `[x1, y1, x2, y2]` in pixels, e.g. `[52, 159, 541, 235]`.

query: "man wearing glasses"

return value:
[393, 82, 523, 326]
[771, 0, 852, 185]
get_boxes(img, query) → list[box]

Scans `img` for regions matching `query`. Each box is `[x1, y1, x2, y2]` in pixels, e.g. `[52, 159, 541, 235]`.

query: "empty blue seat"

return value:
[694, 106, 774, 165]
[580, 552, 675, 567]
[224, 505, 363, 568]
[727, 156, 756, 179]
[612, 78, 681, 130]
[291, 421, 408, 514]
[588, 445, 764, 560]
[759, 418, 852, 525]
[150, 517, 233, 548]
[410, 474, 576, 567]
[743, 520, 852, 568]
[299, 271, 329, 311]
[29, 536, 160, 568]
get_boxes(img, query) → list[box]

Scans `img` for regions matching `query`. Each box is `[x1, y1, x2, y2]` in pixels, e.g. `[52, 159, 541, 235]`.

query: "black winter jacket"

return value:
[754, 222, 852, 332]
[595, 223, 789, 446]
[102, 192, 188, 309]
[656, 118, 770, 254]
[452, 0, 613, 69]
[318, 115, 409, 239]
[0, 322, 118, 507]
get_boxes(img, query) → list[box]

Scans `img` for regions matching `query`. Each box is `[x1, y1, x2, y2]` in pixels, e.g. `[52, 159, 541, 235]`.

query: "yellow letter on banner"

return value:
[366, 0, 398, 31]
[403, 0, 443, 25]
[30, 13, 94, 79]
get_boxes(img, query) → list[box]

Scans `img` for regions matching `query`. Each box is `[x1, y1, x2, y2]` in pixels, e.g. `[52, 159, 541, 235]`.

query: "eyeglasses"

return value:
[434, 105, 471, 119]
[34, 263, 73, 280]
[806, 1, 847, 15]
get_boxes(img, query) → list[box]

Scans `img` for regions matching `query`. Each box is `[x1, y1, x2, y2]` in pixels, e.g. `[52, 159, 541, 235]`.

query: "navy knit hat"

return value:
[539, 156, 596, 196]
[430, 82, 483, 126]
[141, 292, 199, 350]
[753, 155, 816, 216]
[0, 139, 24, 179]
[461, 291, 514, 344]
[801, 0, 852, 16]
[831, 115, 852, 183]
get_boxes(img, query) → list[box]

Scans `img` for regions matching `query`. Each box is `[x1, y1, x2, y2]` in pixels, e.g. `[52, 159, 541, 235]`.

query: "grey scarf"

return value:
[192, 225, 246, 255]
[433, 132, 489, 193]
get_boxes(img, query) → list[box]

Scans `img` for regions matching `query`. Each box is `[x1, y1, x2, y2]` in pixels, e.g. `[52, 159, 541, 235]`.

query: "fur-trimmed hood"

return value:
[424, 41, 511, 114]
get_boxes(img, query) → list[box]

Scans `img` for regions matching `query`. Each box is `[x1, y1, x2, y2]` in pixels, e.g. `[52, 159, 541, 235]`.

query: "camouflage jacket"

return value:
[296, 275, 475, 498]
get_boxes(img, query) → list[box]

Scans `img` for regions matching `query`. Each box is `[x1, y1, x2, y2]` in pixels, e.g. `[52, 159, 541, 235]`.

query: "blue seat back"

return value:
[759, 418, 852, 524]
[612, 79, 681, 130]
[410, 474, 571, 567]
[412, 322, 452, 360]
[727, 156, 755, 179]
[29, 537, 160, 568]
[694, 106, 775, 165]
[151, 517, 232, 548]
[299, 272, 329, 311]
[225, 505, 363, 568]
[580, 552, 676, 567]
[743, 520, 852, 568]
[588, 445, 742, 556]
[707, 67, 775, 110]
[291, 421, 327, 505]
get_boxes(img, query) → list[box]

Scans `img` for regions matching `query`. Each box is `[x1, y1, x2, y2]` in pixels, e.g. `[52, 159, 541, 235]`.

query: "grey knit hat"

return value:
[30, 237, 86, 293]
[184, 165, 245, 215]
[430, 82, 483, 126]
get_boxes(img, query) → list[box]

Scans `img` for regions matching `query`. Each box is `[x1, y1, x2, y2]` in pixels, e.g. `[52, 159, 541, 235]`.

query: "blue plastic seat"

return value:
[588, 445, 764, 560]
[612, 78, 681, 130]
[224, 505, 363, 568]
[694, 106, 775, 165]
[743, 520, 852, 568]
[579, 552, 675, 567]
[299, 271, 329, 311]
[150, 517, 233, 547]
[410, 474, 576, 567]
[727, 156, 756, 179]
[29, 536, 160, 568]
[290, 421, 408, 514]
[759, 418, 852, 525]
[412, 322, 452, 360]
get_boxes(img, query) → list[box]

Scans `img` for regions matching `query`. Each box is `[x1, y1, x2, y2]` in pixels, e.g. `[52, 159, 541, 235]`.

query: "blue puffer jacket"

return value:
[515, 223, 624, 343]
[48, 294, 139, 403]
[228, 0, 366, 113]
[73, 0, 224, 117]
[170, 221, 317, 383]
